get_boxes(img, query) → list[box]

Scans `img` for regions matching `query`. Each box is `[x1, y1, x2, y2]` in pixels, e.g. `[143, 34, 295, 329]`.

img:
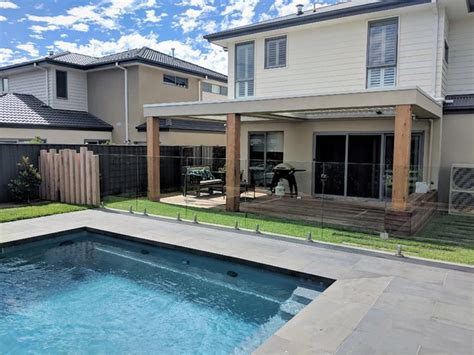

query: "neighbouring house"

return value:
[143, 0, 473, 232]
[0, 47, 228, 145]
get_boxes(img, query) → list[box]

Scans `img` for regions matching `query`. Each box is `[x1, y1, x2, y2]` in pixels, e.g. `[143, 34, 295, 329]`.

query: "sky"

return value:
[0, 0, 333, 74]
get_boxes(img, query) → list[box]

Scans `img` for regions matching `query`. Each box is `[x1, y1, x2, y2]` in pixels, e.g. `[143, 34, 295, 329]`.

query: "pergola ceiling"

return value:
[143, 88, 442, 122]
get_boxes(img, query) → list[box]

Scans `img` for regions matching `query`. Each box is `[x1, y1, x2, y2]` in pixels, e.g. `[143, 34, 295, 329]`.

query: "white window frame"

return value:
[265, 35, 287, 69]
[56, 70, 68, 99]
[366, 17, 399, 89]
[163, 74, 189, 88]
[1, 77, 8, 93]
[235, 41, 255, 98]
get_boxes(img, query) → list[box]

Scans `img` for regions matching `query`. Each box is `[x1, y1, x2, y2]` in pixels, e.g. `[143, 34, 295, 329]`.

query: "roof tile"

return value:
[0, 93, 113, 131]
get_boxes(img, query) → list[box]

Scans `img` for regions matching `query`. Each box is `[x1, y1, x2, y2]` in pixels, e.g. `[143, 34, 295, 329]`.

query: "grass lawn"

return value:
[104, 196, 474, 265]
[0, 203, 88, 223]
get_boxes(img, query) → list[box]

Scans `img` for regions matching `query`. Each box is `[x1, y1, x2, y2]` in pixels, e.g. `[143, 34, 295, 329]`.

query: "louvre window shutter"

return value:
[235, 42, 254, 98]
[367, 18, 398, 88]
[277, 38, 287, 66]
[265, 36, 287, 68]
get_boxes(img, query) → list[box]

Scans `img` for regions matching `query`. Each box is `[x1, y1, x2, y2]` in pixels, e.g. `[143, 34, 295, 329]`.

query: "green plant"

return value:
[28, 136, 44, 144]
[8, 156, 42, 203]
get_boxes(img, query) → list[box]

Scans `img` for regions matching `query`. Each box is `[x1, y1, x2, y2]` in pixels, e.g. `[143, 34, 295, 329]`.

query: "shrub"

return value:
[8, 156, 42, 203]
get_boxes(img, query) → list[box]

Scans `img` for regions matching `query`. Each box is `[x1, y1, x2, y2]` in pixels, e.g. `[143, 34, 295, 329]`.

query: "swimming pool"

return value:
[0, 229, 331, 353]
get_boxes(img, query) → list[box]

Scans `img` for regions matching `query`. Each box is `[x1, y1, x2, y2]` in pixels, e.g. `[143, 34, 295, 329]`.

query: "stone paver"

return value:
[1, 209, 473, 355]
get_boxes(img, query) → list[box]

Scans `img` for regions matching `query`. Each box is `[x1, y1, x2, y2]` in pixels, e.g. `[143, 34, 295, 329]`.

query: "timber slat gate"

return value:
[39, 148, 100, 206]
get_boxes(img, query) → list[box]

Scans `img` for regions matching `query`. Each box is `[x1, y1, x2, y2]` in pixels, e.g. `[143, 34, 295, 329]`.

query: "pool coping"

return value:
[1, 209, 473, 354]
[101, 207, 474, 273]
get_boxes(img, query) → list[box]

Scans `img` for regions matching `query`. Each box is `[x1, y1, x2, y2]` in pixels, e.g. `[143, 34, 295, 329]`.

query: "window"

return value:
[265, 36, 287, 69]
[444, 40, 449, 63]
[1, 77, 8, 92]
[56, 70, 68, 98]
[367, 18, 398, 88]
[202, 82, 228, 96]
[163, 74, 188, 88]
[235, 42, 254, 98]
[84, 139, 110, 145]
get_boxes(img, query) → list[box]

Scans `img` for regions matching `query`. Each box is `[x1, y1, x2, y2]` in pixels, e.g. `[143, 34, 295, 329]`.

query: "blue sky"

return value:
[0, 0, 333, 74]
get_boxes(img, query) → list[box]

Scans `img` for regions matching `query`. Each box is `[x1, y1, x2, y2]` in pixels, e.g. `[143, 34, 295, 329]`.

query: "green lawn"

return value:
[0, 203, 88, 223]
[104, 196, 474, 265]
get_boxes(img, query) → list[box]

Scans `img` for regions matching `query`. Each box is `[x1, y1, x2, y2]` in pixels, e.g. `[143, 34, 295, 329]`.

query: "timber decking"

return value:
[241, 195, 387, 232]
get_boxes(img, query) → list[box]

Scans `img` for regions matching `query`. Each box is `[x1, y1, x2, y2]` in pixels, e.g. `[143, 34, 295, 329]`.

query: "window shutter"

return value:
[235, 42, 254, 98]
[367, 18, 398, 88]
[277, 38, 286, 66]
[265, 36, 286, 68]
[267, 40, 277, 67]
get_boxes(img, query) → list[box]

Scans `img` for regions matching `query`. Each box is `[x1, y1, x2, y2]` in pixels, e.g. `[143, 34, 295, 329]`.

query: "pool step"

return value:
[278, 298, 306, 321]
[292, 286, 322, 305]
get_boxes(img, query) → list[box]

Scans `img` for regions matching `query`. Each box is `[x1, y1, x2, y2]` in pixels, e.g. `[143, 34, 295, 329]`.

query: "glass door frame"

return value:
[312, 131, 424, 200]
[248, 131, 284, 188]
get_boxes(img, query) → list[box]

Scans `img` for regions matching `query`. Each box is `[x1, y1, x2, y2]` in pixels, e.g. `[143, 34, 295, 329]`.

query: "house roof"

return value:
[0, 93, 113, 131]
[0, 47, 227, 83]
[444, 94, 474, 114]
[136, 118, 225, 133]
[204, 0, 431, 42]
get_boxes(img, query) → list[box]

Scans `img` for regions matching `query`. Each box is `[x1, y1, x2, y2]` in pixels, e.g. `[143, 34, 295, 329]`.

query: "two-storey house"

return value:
[0, 47, 228, 146]
[144, 0, 473, 223]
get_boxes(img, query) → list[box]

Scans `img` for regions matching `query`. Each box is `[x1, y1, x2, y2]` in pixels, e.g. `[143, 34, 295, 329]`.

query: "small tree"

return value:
[8, 156, 42, 203]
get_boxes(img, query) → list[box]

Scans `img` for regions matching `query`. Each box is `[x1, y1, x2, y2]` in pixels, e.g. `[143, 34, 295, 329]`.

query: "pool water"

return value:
[0, 231, 328, 354]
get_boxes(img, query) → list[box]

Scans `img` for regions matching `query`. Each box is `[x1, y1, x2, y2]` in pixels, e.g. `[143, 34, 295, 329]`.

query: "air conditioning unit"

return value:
[449, 164, 474, 216]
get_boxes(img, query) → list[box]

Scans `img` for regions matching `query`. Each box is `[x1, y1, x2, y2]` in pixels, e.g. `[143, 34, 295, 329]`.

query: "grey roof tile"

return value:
[0, 93, 113, 131]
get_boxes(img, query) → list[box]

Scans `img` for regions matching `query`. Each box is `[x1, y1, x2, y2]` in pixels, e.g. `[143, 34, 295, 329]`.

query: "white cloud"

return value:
[53, 32, 162, 57]
[71, 23, 89, 32]
[52, 33, 227, 74]
[0, 15, 6, 21]
[25, 0, 143, 34]
[30, 24, 60, 33]
[29, 33, 44, 40]
[0, 48, 28, 66]
[174, 4, 215, 34]
[16, 42, 39, 57]
[220, 0, 259, 29]
[144, 9, 167, 23]
[0, 1, 18, 9]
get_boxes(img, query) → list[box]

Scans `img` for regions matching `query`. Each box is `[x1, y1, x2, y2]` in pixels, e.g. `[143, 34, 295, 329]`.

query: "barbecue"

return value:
[270, 163, 306, 196]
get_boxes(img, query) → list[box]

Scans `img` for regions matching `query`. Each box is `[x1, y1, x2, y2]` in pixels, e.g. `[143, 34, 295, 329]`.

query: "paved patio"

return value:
[1, 209, 472, 354]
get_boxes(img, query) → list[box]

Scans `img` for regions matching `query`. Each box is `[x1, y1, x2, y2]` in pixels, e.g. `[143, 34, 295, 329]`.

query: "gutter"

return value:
[34, 63, 49, 106]
[115, 62, 130, 144]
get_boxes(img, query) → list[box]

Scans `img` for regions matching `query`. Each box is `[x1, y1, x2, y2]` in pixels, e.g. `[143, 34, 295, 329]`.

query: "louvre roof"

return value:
[0, 47, 227, 83]
[0, 93, 113, 131]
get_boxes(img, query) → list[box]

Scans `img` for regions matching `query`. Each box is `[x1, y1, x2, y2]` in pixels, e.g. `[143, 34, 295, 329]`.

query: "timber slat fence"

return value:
[0, 144, 225, 203]
[39, 148, 100, 206]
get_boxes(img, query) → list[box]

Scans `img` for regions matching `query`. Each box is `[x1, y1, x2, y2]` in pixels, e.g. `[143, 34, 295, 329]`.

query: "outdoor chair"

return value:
[183, 166, 224, 197]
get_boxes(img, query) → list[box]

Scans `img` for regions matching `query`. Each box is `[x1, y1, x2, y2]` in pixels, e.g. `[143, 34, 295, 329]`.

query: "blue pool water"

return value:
[0, 231, 328, 354]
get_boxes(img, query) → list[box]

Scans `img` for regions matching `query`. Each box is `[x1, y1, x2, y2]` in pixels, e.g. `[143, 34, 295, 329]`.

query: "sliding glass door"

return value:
[347, 135, 382, 198]
[314, 132, 423, 200]
[249, 132, 284, 187]
[383, 134, 424, 198]
[314, 135, 346, 196]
